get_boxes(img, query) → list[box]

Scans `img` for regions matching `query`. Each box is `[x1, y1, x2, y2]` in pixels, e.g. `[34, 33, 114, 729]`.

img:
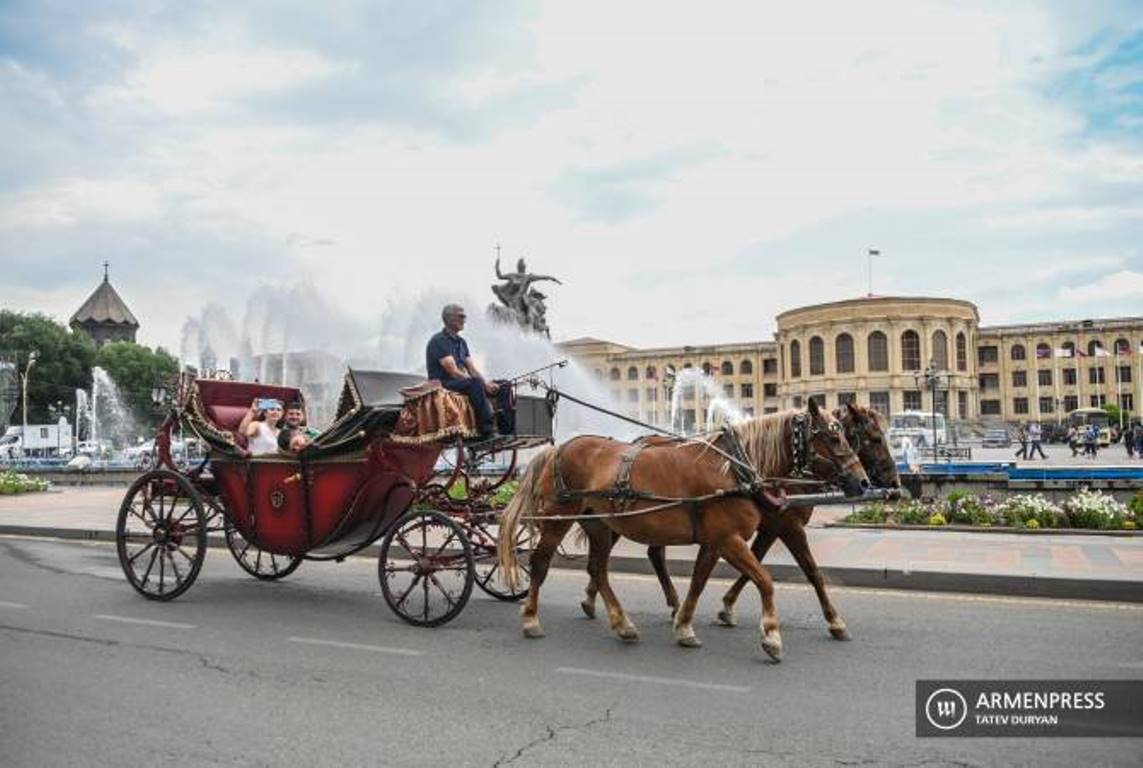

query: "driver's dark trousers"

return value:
[443, 378, 511, 437]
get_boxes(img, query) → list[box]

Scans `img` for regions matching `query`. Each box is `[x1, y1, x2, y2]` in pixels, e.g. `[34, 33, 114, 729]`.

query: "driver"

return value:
[426, 303, 502, 440]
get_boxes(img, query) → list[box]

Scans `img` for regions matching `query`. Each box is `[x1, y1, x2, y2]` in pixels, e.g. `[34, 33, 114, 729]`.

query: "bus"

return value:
[887, 410, 948, 449]
[1066, 407, 1111, 446]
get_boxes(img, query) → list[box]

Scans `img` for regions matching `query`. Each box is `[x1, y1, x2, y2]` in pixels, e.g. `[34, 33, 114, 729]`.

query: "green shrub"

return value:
[1025, 518, 1040, 529]
[898, 500, 932, 525]
[0, 471, 50, 494]
[995, 494, 1064, 529]
[927, 513, 947, 526]
[1128, 492, 1143, 519]
[1062, 489, 1130, 530]
[845, 503, 890, 524]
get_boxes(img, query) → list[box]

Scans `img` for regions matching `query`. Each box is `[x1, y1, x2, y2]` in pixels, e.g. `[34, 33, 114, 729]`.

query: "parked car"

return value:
[981, 428, 1011, 448]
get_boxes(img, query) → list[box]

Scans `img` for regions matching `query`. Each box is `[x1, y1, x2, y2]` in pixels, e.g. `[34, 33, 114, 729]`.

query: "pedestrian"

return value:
[1126, 423, 1136, 459]
[1134, 422, 1143, 459]
[1066, 425, 1079, 457]
[1084, 424, 1099, 458]
[1013, 423, 1028, 460]
[1028, 421, 1047, 460]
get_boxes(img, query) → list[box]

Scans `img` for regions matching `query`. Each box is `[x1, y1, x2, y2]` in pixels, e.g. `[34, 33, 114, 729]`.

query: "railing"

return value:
[919, 445, 973, 461]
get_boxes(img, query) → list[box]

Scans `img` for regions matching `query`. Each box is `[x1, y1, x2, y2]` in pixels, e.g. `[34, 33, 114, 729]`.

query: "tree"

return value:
[0, 311, 96, 425]
[95, 342, 179, 429]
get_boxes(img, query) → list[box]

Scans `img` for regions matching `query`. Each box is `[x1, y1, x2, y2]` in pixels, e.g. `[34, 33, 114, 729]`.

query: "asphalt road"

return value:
[1, 536, 1139, 768]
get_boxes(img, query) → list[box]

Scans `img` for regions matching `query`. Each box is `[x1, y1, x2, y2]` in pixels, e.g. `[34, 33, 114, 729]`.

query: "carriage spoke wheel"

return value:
[379, 509, 474, 627]
[224, 522, 302, 581]
[470, 515, 534, 601]
[116, 470, 206, 601]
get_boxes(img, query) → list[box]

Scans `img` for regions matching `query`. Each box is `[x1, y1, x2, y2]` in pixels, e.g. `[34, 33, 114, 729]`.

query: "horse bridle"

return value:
[791, 412, 864, 482]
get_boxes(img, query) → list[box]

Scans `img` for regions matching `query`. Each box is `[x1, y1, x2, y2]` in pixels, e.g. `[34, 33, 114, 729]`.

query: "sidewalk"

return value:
[2, 487, 1140, 602]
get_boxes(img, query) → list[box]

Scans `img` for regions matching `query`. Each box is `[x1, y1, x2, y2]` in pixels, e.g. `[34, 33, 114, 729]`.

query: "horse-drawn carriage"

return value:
[114, 369, 553, 627]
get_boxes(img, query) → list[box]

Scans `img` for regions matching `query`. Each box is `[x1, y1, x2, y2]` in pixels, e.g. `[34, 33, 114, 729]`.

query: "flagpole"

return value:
[867, 248, 880, 297]
[1054, 348, 1061, 426]
[1115, 350, 1123, 430]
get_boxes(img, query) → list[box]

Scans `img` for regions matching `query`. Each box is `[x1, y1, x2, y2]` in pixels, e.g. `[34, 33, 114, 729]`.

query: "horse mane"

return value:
[729, 409, 797, 477]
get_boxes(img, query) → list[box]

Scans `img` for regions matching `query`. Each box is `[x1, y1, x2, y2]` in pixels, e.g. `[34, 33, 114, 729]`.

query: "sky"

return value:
[2, 0, 1142, 357]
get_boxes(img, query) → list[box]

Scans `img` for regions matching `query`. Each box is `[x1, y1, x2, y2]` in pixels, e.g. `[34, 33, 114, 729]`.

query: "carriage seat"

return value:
[192, 379, 304, 450]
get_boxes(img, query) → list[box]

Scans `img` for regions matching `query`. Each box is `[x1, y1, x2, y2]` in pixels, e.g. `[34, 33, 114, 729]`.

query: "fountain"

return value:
[668, 367, 747, 435]
[74, 367, 138, 451]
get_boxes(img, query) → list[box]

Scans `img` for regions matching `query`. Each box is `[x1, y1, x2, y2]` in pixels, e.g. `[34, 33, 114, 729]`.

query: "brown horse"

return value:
[579, 402, 899, 640]
[498, 400, 869, 661]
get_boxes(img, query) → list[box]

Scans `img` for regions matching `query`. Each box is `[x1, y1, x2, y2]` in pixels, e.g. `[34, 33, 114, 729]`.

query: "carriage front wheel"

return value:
[116, 470, 207, 601]
[379, 509, 475, 627]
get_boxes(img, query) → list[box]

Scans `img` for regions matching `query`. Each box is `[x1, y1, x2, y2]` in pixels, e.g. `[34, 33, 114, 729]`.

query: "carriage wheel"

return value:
[224, 521, 302, 581]
[470, 515, 534, 601]
[116, 470, 206, 601]
[379, 509, 475, 627]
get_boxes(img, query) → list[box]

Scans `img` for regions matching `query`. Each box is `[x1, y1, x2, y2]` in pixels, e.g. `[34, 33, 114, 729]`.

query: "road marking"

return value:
[0, 601, 29, 609]
[556, 666, 751, 693]
[94, 614, 196, 629]
[288, 636, 424, 656]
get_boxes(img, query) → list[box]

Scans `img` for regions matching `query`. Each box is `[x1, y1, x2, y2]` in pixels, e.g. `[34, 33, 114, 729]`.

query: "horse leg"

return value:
[718, 534, 783, 662]
[580, 528, 621, 619]
[583, 523, 639, 642]
[782, 522, 849, 640]
[647, 545, 679, 617]
[672, 544, 720, 648]
[520, 519, 574, 639]
[718, 527, 778, 627]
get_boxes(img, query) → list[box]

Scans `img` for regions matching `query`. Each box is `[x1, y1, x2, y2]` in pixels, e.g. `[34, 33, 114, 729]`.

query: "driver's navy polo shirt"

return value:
[426, 330, 470, 384]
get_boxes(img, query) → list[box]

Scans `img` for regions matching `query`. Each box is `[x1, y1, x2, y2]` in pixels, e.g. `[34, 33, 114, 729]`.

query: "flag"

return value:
[1036, 346, 1051, 359]
[1093, 347, 1111, 358]
[1054, 348, 1072, 358]
[1075, 349, 1087, 358]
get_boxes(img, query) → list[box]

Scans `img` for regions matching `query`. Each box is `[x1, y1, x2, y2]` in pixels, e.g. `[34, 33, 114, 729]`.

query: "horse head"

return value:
[804, 398, 869, 498]
[836, 402, 900, 491]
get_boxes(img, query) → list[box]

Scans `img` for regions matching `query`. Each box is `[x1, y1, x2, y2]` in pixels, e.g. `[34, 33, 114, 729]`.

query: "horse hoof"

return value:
[617, 627, 640, 643]
[669, 605, 679, 619]
[760, 636, 783, 662]
[580, 600, 596, 619]
[677, 635, 703, 649]
[717, 608, 737, 627]
[829, 625, 851, 641]
[523, 625, 545, 639]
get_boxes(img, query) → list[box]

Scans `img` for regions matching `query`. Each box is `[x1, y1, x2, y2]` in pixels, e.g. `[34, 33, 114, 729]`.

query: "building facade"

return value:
[558, 296, 1143, 427]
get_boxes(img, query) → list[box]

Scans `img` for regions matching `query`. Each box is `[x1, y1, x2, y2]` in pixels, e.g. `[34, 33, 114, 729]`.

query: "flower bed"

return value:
[844, 489, 1138, 531]
[0, 471, 51, 494]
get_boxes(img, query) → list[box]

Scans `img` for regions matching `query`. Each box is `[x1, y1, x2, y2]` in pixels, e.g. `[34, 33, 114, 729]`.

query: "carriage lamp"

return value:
[151, 386, 168, 405]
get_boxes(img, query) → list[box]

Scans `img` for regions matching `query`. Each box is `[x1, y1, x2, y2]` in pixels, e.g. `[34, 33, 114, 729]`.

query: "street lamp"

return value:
[662, 364, 677, 431]
[912, 358, 955, 460]
[20, 350, 38, 452]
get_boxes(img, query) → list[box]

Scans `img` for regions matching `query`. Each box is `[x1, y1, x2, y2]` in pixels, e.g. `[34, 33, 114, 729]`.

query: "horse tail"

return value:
[498, 445, 557, 592]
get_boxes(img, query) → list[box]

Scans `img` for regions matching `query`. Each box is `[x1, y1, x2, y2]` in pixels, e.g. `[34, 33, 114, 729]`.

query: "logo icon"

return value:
[269, 489, 285, 510]
[925, 688, 968, 731]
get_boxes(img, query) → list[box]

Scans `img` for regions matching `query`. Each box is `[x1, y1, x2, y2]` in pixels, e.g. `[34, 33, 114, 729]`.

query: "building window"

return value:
[838, 392, 856, 405]
[901, 330, 921, 371]
[723, 383, 734, 398]
[1038, 369, 1052, 386]
[1039, 397, 1054, 414]
[1115, 338, 1131, 356]
[702, 362, 712, 376]
[1062, 341, 1075, 358]
[789, 341, 801, 378]
[958, 390, 968, 418]
[627, 389, 639, 403]
[835, 333, 854, 373]
[609, 367, 620, 381]
[1119, 365, 1132, 383]
[761, 358, 776, 375]
[1089, 367, 1106, 385]
[627, 366, 638, 380]
[870, 391, 890, 418]
[1010, 344, 1026, 361]
[979, 373, 999, 390]
[868, 331, 888, 372]
[904, 390, 922, 410]
[764, 407, 778, 414]
[744, 407, 755, 417]
[681, 384, 695, 399]
[1012, 370, 1027, 387]
[1036, 342, 1051, 360]
[1087, 340, 1104, 357]
[763, 383, 777, 397]
[721, 361, 734, 375]
[1121, 393, 1135, 411]
[742, 359, 754, 375]
[741, 383, 754, 398]
[956, 332, 967, 371]
[1090, 394, 1106, 408]
[809, 394, 826, 408]
[645, 365, 657, 379]
[682, 409, 696, 432]
[646, 388, 658, 401]
[978, 346, 998, 364]
[809, 336, 825, 375]
[1063, 368, 1077, 386]
[932, 330, 949, 370]
[1063, 395, 1078, 412]
[792, 396, 803, 408]
[1014, 397, 1029, 415]
[980, 399, 1001, 415]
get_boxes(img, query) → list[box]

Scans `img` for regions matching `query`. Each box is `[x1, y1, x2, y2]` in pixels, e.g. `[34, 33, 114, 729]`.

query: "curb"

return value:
[3, 525, 1141, 604]
[827, 522, 1142, 537]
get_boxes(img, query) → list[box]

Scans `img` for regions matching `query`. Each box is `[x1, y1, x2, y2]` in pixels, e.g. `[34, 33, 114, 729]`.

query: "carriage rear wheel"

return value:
[379, 509, 474, 627]
[224, 521, 302, 581]
[116, 470, 207, 601]
[470, 515, 534, 601]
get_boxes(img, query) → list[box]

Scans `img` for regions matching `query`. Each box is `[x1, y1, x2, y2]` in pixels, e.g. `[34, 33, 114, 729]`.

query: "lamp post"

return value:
[662, 364, 677, 432]
[20, 350, 38, 452]
[913, 358, 954, 460]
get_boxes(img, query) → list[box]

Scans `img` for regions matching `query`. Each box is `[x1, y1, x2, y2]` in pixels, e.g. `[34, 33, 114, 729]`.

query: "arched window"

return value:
[609, 367, 620, 381]
[645, 365, 657, 379]
[1062, 341, 1075, 357]
[835, 333, 854, 373]
[626, 366, 638, 380]
[1036, 342, 1051, 360]
[593, 368, 603, 379]
[701, 362, 712, 376]
[1087, 340, 1104, 357]
[808, 336, 825, 375]
[1010, 344, 1025, 361]
[868, 331, 888, 372]
[932, 330, 949, 370]
[740, 359, 753, 374]
[721, 361, 734, 375]
[901, 330, 921, 371]
[1115, 338, 1130, 355]
[789, 340, 801, 378]
[956, 332, 967, 371]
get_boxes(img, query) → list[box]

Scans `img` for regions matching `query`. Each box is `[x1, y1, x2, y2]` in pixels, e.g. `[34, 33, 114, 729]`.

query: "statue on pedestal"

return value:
[487, 256, 561, 338]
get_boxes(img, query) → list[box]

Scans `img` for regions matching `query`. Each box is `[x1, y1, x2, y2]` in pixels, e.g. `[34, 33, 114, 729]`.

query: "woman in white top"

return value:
[238, 398, 283, 456]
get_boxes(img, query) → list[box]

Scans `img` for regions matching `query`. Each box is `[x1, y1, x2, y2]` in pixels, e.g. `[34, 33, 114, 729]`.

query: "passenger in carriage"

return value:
[426, 303, 503, 440]
[237, 398, 283, 456]
[277, 400, 319, 453]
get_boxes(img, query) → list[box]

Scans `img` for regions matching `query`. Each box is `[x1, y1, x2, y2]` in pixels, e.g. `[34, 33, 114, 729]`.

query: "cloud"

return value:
[1058, 270, 1143, 303]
